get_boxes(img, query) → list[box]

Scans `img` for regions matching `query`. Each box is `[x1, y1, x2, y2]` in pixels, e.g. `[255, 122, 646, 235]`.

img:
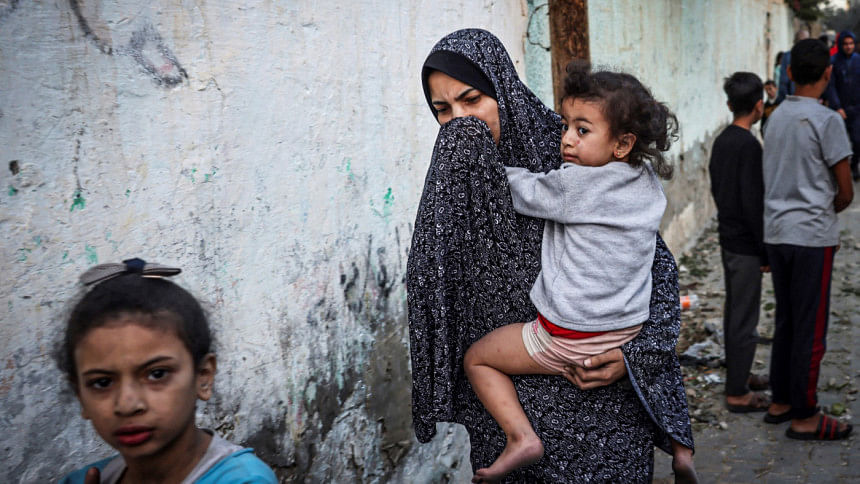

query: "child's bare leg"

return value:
[670, 438, 698, 484]
[464, 323, 552, 483]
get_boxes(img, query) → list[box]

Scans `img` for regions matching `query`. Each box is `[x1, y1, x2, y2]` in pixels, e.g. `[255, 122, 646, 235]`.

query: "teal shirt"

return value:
[60, 448, 277, 484]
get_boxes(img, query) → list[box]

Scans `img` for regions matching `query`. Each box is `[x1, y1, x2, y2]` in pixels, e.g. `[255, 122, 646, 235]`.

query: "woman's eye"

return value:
[466, 95, 481, 104]
[148, 368, 169, 381]
[88, 377, 112, 390]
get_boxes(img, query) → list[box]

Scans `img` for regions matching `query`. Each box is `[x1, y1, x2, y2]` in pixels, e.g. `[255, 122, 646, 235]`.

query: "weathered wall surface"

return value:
[589, 0, 794, 254]
[0, 1, 530, 481]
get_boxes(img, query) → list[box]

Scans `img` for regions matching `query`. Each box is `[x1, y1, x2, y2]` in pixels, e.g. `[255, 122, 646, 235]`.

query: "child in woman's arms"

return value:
[464, 62, 697, 483]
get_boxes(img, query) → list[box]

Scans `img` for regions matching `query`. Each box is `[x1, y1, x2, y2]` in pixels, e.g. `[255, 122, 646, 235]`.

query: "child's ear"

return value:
[615, 133, 636, 159]
[195, 354, 217, 401]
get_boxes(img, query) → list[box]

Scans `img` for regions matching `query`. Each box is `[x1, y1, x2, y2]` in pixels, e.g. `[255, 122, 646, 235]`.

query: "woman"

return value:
[407, 29, 693, 481]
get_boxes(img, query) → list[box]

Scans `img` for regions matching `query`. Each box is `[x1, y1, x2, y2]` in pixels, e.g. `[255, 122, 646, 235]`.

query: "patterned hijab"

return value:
[408, 29, 691, 480]
[421, 28, 562, 170]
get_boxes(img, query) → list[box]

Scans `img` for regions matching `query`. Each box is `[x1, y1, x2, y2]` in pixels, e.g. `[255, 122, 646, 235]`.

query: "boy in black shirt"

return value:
[709, 72, 770, 413]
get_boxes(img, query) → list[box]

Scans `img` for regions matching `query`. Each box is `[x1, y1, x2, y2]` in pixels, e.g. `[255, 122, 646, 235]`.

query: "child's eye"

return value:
[87, 377, 112, 390]
[577, 127, 589, 135]
[561, 124, 568, 132]
[148, 368, 169, 381]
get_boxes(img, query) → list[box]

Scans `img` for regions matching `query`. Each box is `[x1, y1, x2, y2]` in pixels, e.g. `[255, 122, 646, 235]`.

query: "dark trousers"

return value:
[765, 243, 835, 419]
[720, 249, 762, 396]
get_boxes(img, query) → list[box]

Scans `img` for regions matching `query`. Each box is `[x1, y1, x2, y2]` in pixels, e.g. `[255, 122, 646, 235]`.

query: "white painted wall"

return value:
[589, 0, 794, 253]
[0, 1, 529, 481]
[0, 0, 796, 481]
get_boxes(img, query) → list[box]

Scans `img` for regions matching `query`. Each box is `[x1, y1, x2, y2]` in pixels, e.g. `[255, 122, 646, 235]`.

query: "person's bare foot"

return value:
[672, 456, 699, 484]
[789, 412, 851, 434]
[472, 435, 544, 483]
[671, 442, 698, 484]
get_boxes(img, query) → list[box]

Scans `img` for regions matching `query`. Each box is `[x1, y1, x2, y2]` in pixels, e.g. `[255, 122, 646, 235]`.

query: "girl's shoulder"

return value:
[197, 448, 278, 484]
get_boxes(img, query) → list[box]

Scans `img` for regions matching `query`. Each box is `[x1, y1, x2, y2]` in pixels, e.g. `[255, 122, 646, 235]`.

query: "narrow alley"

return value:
[653, 202, 860, 483]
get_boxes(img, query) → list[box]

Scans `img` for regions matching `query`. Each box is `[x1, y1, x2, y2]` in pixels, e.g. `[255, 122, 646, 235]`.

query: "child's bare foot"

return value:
[672, 455, 699, 484]
[472, 435, 544, 483]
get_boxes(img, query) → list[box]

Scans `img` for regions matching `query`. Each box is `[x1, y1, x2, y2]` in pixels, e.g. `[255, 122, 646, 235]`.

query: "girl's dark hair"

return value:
[57, 274, 211, 386]
[562, 60, 677, 179]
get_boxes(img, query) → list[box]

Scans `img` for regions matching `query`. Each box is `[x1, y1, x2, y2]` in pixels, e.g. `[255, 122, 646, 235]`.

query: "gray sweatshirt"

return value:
[505, 161, 666, 331]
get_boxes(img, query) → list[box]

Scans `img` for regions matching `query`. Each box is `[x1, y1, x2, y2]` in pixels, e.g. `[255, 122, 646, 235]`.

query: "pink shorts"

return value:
[522, 319, 642, 373]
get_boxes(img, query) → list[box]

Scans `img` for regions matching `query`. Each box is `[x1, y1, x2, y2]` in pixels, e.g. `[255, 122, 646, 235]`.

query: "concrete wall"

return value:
[589, 0, 794, 253]
[0, 1, 530, 481]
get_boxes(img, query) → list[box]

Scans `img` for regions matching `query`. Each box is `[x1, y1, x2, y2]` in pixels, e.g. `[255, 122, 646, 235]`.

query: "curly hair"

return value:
[562, 60, 677, 179]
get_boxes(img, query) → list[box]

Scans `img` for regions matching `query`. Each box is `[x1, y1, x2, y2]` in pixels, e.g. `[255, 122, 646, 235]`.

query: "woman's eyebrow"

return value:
[454, 87, 477, 101]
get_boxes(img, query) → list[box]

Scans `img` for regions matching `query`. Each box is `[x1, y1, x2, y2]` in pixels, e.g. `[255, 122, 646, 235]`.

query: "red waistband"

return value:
[537, 313, 609, 339]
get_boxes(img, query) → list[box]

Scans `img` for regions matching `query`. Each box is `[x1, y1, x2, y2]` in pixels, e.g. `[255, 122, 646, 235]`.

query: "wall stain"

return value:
[0, 0, 18, 22]
[69, 189, 86, 211]
[84, 244, 98, 264]
[69, 1, 188, 87]
[370, 187, 394, 220]
[8, 185, 18, 196]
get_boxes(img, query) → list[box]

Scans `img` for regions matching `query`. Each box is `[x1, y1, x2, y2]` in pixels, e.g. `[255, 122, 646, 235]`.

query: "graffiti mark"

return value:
[69, 189, 86, 211]
[17, 248, 31, 262]
[71, 130, 86, 212]
[69, 0, 188, 87]
[370, 187, 394, 220]
[8, 185, 17, 196]
[125, 189, 131, 198]
[127, 22, 188, 87]
[203, 168, 217, 183]
[84, 244, 98, 264]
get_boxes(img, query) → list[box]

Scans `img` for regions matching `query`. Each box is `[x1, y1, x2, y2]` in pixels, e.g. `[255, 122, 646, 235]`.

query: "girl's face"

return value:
[559, 97, 632, 167]
[74, 317, 215, 462]
[428, 70, 501, 144]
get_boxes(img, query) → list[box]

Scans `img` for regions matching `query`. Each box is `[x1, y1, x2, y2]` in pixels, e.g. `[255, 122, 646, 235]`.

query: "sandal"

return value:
[763, 410, 792, 424]
[726, 392, 769, 413]
[785, 414, 853, 441]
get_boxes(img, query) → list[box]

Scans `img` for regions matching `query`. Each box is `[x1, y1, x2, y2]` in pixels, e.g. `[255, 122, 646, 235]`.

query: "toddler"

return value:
[463, 62, 696, 483]
[58, 258, 277, 483]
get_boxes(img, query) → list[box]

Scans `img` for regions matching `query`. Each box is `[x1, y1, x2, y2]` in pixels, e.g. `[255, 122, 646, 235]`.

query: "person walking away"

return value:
[709, 72, 771, 415]
[762, 39, 854, 441]
[825, 31, 860, 179]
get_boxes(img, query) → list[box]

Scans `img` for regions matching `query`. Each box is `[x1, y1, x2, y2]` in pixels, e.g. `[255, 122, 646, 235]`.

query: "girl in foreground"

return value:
[463, 62, 697, 483]
[59, 258, 277, 483]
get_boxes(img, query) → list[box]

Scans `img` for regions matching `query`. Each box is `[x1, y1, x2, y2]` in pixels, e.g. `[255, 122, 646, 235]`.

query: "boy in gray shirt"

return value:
[762, 39, 854, 441]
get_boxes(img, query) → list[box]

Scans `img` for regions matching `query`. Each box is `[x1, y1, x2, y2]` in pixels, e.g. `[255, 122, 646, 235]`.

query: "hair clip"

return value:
[79, 258, 181, 286]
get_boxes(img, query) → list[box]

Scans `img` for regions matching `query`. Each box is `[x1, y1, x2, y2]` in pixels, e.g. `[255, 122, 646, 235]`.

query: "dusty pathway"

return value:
[654, 203, 860, 483]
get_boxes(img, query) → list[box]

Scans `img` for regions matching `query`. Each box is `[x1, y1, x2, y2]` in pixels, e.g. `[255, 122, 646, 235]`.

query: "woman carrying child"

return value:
[463, 61, 695, 482]
[58, 258, 277, 483]
[409, 28, 695, 482]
